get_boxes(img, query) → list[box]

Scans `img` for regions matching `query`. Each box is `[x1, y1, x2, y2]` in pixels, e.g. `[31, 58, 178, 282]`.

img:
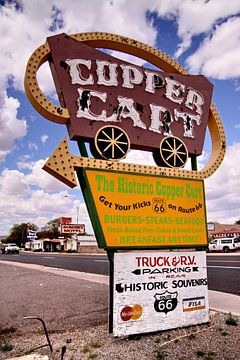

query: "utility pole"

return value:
[76, 206, 79, 224]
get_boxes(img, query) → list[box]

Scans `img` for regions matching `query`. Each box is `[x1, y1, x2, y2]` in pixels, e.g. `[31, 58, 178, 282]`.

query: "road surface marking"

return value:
[208, 265, 240, 270]
[208, 259, 240, 263]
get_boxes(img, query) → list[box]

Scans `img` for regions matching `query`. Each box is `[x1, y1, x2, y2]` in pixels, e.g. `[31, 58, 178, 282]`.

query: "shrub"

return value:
[225, 313, 238, 326]
[0, 343, 14, 352]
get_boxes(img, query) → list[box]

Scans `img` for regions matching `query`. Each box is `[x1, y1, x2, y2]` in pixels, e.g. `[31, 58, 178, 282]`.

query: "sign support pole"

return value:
[191, 155, 198, 171]
[77, 140, 88, 158]
[107, 250, 115, 334]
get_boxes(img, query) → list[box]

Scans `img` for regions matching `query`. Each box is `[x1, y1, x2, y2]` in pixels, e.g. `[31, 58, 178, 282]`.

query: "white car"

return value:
[208, 237, 240, 253]
[2, 243, 20, 254]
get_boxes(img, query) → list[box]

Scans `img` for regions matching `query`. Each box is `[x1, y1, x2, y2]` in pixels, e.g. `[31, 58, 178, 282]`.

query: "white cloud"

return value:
[0, 0, 158, 164]
[233, 79, 240, 92]
[1, 0, 240, 236]
[175, 0, 240, 58]
[25, 159, 70, 192]
[0, 1, 157, 93]
[37, 62, 58, 98]
[28, 141, 38, 151]
[0, 2, 61, 94]
[17, 158, 34, 171]
[40, 134, 49, 144]
[108, 50, 146, 67]
[205, 142, 240, 224]
[148, 0, 240, 77]
[0, 160, 93, 234]
[123, 149, 156, 166]
[31, 190, 70, 213]
[149, 0, 240, 58]
[57, 0, 156, 44]
[0, 94, 27, 162]
[186, 16, 240, 78]
[0, 168, 30, 195]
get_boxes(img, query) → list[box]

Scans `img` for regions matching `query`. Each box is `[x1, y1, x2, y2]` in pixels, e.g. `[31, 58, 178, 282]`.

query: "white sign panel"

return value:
[27, 229, 37, 241]
[113, 250, 209, 336]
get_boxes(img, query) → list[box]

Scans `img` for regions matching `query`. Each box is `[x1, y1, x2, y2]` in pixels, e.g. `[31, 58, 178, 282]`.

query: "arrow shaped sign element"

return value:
[42, 137, 78, 188]
[43, 137, 213, 188]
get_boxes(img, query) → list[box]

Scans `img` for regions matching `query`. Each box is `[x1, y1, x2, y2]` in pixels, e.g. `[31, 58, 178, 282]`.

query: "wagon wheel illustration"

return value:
[94, 125, 130, 161]
[160, 136, 188, 168]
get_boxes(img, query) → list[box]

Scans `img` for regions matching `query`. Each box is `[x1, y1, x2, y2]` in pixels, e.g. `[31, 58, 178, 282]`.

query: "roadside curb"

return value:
[0, 260, 109, 285]
[19, 250, 240, 256]
[207, 251, 240, 256]
[208, 290, 240, 317]
[1, 260, 239, 316]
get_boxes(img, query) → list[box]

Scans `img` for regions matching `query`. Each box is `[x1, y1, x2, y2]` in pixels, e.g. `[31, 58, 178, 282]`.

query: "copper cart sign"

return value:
[25, 32, 226, 336]
[25, 32, 226, 179]
[46, 34, 212, 161]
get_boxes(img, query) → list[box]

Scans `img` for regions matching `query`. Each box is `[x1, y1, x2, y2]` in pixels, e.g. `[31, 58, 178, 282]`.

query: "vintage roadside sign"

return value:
[47, 33, 213, 159]
[60, 223, 85, 234]
[61, 217, 72, 224]
[24, 31, 226, 337]
[25, 32, 226, 179]
[78, 168, 208, 249]
[113, 250, 209, 336]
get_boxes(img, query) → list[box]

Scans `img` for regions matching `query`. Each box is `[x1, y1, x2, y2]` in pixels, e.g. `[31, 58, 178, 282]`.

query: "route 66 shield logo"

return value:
[152, 198, 167, 214]
[154, 291, 178, 314]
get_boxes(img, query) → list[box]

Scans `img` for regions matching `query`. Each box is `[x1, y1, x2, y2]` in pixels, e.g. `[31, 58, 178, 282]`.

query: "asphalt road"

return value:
[0, 251, 239, 295]
[0, 252, 109, 275]
[207, 253, 240, 295]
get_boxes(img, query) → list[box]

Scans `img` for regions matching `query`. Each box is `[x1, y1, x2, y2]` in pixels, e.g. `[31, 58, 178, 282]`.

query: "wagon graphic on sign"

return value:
[44, 34, 213, 168]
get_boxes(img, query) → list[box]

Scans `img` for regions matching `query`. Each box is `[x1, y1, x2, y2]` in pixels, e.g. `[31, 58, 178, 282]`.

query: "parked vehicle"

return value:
[208, 237, 240, 253]
[2, 243, 20, 254]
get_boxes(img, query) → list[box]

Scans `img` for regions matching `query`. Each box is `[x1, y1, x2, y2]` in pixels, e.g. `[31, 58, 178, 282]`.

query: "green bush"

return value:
[225, 313, 238, 326]
[0, 343, 14, 352]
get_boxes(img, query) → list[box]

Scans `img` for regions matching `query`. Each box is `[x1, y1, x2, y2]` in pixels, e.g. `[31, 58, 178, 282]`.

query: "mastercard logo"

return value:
[120, 304, 143, 321]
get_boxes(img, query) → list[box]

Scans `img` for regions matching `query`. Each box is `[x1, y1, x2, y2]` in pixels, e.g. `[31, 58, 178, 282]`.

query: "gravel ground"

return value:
[0, 262, 239, 360]
[0, 311, 239, 360]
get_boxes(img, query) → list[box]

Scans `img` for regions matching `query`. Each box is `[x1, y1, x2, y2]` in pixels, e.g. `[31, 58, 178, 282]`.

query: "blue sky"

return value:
[1, 0, 240, 235]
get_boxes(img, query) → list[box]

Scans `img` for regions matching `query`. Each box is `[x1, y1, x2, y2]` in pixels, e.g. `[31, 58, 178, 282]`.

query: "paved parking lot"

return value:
[0, 262, 108, 334]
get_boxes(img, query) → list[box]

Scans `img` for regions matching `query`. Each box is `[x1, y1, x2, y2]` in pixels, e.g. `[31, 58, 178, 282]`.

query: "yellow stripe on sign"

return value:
[183, 305, 206, 312]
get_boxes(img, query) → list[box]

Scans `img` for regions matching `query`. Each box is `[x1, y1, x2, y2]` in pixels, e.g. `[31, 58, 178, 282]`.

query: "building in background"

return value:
[207, 222, 240, 239]
[24, 233, 102, 253]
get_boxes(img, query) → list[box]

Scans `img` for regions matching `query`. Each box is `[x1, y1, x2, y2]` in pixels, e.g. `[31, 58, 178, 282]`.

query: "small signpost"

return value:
[113, 250, 208, 336]
[60, 223, 85, 235]
[25, 32, 226, 337]
[27, 229, 38, 241]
